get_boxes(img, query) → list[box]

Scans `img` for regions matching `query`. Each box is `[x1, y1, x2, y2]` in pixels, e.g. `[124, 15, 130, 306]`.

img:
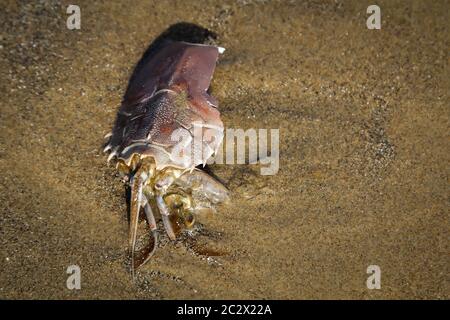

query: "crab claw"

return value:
[176, 169, 229, 204]
[133, 230, 158, 270]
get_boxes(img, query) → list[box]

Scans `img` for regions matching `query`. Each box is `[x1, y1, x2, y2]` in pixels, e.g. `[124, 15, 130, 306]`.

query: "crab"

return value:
[104, 39, 229, 273]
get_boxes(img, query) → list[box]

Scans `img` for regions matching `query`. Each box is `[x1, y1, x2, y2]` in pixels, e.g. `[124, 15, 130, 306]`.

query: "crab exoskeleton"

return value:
[104, 39, 229, 272]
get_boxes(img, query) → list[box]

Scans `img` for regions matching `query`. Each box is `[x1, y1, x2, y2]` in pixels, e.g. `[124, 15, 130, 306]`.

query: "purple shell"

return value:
[106, 40, 225, 170]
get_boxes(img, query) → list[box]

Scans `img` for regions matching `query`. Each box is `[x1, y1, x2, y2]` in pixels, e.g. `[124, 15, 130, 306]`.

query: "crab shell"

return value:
[105, 40, 225, 170]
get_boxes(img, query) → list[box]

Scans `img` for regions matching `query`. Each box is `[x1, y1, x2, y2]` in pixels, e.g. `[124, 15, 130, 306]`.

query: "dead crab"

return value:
[104, 39, 228, 273]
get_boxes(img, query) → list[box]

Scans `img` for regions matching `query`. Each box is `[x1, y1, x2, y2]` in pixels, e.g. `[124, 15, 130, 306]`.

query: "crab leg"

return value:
[135, 196, 158, 268]
[129, 171, 145, 275]
[142, 197, 157, 231]
[156, 195, 176, 241]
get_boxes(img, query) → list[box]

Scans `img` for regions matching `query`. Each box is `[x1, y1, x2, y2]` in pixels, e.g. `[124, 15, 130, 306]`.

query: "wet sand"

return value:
[0, 0, 448, 299]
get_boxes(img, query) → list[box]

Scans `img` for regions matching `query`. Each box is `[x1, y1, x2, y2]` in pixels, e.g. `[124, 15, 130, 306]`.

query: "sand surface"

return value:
[0, 0, 448, 299]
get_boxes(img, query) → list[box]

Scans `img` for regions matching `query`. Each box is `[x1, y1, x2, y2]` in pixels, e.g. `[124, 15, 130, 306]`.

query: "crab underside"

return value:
[116, 155, 228, 272]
